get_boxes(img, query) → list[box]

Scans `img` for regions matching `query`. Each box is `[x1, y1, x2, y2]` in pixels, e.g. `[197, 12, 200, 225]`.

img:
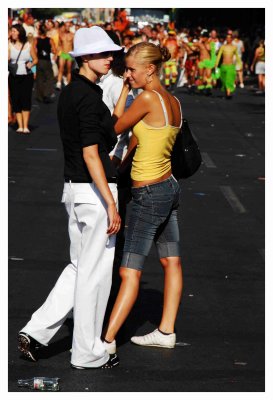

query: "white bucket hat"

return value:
[69, 26, 122, 57]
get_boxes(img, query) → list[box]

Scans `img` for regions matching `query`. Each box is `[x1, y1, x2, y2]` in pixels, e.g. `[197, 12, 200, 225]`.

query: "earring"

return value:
[146, 74, 153, 84]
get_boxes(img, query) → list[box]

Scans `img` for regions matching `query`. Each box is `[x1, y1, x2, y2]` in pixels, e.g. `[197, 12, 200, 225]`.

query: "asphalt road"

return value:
[8, 81, 265, 393]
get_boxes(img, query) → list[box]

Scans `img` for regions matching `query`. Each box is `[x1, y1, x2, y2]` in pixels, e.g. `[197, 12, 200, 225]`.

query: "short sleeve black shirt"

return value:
[57, 70, 118, 182]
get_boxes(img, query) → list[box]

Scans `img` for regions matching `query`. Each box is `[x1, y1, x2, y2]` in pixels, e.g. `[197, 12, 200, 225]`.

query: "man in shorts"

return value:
[56, 21, 74, 89]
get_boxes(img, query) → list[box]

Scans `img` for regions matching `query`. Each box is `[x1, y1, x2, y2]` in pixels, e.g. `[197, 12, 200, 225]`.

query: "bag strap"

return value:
[173, 96, 183, 128]
[14, 43, 25, 64]
[152, 90, 168, 125]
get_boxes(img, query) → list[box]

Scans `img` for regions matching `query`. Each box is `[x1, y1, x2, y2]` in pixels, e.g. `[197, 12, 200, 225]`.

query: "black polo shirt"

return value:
[57, 70, 118, 182]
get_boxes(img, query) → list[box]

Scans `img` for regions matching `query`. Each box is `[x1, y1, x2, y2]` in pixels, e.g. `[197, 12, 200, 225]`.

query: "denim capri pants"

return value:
[121, 175, 181, 271]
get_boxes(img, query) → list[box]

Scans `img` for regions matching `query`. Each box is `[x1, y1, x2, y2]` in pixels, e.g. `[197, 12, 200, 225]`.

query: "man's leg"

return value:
[66, 60, 73, 84]
[197, 63, 205, 91]
[71, 184, 118, 368]
[225, 64, 236, 97]
[170, 61, 178, 85]
[56, 55, 65, 88]
[19, 199, 82, 346]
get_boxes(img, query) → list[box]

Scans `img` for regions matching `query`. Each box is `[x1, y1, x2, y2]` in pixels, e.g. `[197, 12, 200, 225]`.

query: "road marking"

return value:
[176, 342, 191, 347]
[220, 186, 247, 214]
[201, 152, 217, 168]
[258, 248, 265, 261]
[26, 148, 57, 152]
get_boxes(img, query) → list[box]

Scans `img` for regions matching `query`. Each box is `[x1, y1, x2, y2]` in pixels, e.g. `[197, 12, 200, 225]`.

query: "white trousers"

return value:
[21, 182, 118, 368]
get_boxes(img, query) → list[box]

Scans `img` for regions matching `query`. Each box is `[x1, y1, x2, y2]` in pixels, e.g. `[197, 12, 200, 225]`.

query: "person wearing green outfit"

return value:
[182, 30, 215, 95]
[215, 34, 242, 99]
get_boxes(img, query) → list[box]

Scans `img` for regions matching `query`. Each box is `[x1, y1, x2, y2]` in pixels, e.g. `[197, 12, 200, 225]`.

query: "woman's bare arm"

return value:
[113, 90, 152, 134]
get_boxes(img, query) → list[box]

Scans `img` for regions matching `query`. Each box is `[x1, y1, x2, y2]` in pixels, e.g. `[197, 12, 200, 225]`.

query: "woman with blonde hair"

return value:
[103, 42, 183, 353]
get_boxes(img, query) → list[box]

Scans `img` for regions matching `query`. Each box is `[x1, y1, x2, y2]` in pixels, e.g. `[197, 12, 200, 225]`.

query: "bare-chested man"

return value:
[182, 30, 216, 94]
[56, 21, 74, 89]
[162, 30, 179, 89]
[215, 33, 242, 99]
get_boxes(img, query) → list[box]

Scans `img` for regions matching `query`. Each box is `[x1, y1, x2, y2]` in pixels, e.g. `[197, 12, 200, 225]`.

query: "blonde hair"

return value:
[126, 42, 171, 71]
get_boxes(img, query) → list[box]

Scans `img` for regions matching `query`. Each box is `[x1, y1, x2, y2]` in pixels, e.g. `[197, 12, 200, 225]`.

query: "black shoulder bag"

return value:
[171, 118, 202, 179]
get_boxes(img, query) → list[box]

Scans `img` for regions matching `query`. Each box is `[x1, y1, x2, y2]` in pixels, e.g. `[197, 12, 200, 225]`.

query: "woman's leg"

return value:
[104, 267, 142, 342]
[15, 112, 23, 129]
[262, 74, 265, 91]
[159, 256, 183, 333]
[22, 110, 30, 130]
[238, 69, 244, 86]
[258, 74, 263, 90]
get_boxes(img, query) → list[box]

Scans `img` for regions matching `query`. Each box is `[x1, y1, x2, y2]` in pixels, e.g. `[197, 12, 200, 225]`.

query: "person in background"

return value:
[56, 21, 74, 89]
[122, 35, 133, 52]
[208, 29, 221, 53]
[251, 39, 265, 94]
[34, 22, 57, 103]
[8, 24, 16, 125]
[163, 30, 179, 89]
[22, 14, 35, 37]
[46, 19, 59, 48]
[215, 33, 242, 99]
[232, 30, 245, 88]
[8, 24, 38, 133]
[149, 28, 160, 46]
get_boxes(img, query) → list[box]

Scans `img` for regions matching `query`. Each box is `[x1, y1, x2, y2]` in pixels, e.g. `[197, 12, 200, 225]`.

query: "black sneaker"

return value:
[17, 332, 43, 362]
[71, 353, 120, 370]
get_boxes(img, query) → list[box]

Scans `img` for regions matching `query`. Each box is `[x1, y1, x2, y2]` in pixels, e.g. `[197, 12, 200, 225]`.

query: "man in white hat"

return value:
[17, 27, 123, 369]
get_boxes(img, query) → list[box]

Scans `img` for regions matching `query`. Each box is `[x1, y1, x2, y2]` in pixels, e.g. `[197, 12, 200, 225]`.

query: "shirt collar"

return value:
[72, 70, 102, 95]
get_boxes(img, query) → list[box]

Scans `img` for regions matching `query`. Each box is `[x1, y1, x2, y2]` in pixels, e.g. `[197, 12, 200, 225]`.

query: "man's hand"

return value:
[107, 203, 121, 235]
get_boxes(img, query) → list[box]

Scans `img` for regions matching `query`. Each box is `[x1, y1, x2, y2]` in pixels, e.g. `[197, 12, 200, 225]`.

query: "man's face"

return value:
[210, 30, 217, 39]
[27, 16, 34, 25]
[86, 52, 114, 77]
[226, 34, 232, 44]
[151, 30, 157, 40]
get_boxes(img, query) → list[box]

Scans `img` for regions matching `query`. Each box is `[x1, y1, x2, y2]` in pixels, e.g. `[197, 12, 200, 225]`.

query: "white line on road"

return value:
[176, 342, 191, 347]
[201, 152, 217, 168]
[220, 186, 247, 214]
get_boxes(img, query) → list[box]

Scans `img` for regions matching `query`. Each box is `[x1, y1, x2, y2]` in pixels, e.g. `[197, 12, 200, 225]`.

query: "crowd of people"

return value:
[8, 13, 265, 129]
[8, 11, 265, 372]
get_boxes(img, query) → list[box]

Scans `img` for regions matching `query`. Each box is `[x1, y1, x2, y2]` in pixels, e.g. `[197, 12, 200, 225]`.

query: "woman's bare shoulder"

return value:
[136, 90, 156, 101]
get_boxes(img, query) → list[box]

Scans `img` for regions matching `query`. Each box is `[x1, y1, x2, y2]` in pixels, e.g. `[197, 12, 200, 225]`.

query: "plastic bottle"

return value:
[17, 377, 59, 391]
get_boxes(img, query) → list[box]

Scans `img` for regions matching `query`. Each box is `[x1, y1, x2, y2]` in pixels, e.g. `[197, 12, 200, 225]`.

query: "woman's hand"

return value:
[26, 61, 32, 70]
[123, 74, 131, 91]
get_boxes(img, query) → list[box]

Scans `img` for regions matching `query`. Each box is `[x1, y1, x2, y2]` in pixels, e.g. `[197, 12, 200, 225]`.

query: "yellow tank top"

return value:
[131, 90, 182, 181]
